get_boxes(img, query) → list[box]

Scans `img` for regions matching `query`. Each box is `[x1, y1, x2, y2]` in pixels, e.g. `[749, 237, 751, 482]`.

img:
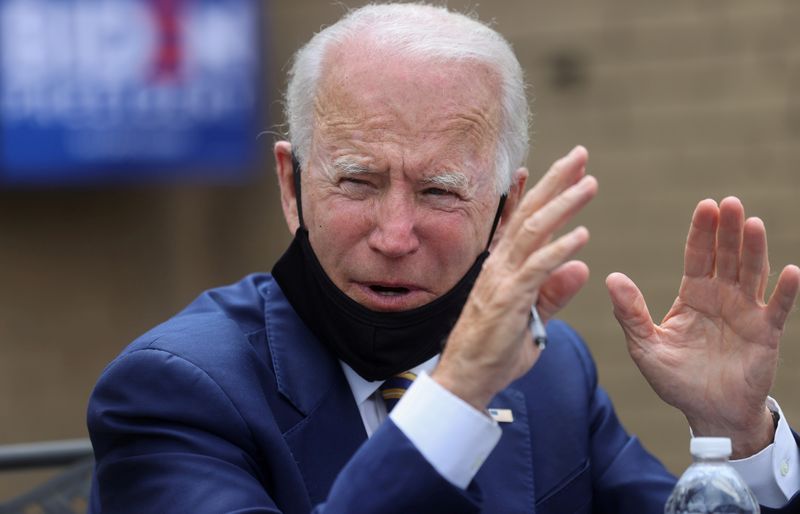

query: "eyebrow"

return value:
[331, 158, 472, 193]
[421, 172, 470, 192]
[332, 158, 371, 177]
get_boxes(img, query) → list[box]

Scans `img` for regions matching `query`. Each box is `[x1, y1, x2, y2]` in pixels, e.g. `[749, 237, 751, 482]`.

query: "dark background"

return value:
[2, 0, 799, 500]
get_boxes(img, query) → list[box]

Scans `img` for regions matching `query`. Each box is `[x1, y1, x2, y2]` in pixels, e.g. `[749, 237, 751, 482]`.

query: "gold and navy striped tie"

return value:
[379, 372, 417, 413]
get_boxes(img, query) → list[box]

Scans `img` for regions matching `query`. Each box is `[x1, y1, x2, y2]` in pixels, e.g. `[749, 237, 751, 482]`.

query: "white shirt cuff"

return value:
[389, 371, 502, 489]
[728, 397, 799, 508]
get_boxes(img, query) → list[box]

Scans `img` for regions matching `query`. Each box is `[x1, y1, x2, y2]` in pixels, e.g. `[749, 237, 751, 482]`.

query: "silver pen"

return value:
[529, 305, 547, 350]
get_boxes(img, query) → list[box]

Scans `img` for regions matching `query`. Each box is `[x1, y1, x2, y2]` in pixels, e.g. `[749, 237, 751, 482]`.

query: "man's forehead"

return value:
[312, 43, 503, 167]
[316, 40, 502, 119]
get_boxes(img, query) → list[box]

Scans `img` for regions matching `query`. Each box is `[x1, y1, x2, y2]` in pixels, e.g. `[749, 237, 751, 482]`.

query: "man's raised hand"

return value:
[434, 146, 598, 410]
[607, 197, 800, 458]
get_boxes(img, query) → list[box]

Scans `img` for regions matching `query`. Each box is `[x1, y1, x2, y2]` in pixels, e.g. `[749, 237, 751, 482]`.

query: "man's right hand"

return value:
[433, 146, 598, 410]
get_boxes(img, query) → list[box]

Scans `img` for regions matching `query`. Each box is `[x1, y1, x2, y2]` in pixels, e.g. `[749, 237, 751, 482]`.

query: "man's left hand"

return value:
[606, 197, 800, 458]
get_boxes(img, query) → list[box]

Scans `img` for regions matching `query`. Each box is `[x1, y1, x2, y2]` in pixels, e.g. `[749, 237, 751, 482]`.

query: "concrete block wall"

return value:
[490, 0, 800, 473]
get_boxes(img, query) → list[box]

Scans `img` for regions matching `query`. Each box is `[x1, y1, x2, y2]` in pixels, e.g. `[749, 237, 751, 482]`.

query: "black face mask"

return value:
[271, 156, 506, 381]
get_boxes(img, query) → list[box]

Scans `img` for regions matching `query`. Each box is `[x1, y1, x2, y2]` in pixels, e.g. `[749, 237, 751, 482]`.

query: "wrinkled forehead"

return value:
[311, 39, 503, 168]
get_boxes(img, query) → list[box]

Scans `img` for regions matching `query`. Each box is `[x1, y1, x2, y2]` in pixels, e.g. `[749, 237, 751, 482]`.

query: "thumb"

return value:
[605, 272, 657, 344]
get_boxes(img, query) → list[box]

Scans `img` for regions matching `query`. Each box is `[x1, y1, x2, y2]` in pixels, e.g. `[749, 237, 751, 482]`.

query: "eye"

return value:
[423, 187, 457, 197]
[340, 177, 374, 188]
[338, 177, 377, 197]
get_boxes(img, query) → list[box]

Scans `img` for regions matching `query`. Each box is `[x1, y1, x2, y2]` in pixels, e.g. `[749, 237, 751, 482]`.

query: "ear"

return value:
[274, 141, 300, 234]
[489, 167, 528, 250]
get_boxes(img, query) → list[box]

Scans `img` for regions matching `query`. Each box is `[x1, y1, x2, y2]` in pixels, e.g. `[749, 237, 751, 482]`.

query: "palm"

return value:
[639, 276, 778, 428]
[607, 197, 799, 445]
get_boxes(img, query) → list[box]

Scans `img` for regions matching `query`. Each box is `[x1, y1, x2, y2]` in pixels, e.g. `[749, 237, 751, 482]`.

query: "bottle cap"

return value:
[690, 437, 732, 458]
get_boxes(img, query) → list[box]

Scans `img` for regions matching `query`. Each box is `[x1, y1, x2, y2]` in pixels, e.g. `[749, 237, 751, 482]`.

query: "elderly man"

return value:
[88, 4, 800, 513]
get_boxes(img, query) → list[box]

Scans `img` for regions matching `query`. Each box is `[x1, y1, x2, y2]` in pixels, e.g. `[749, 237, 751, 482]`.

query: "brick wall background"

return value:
[1, 0, 798, 501]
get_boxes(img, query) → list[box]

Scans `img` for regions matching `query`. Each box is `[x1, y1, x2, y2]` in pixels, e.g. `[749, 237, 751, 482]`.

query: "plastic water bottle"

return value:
[665, 437, 759, 514]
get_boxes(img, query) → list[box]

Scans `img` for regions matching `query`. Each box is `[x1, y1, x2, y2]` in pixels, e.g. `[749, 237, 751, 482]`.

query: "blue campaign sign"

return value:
[0, 0, 262, 185]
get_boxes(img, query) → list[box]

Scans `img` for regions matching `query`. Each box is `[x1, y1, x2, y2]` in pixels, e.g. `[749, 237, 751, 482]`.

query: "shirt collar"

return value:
[340, 354, 440, 406]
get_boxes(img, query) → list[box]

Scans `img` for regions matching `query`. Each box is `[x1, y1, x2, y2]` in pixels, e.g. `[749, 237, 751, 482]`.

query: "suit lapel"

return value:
[265, 279, 368, 504]
[476, 386, 537, 513]
[265, 279, 539, 510]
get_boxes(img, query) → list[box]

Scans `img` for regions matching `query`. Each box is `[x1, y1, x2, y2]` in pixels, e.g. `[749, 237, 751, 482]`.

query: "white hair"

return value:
[284, 2, 530, 194]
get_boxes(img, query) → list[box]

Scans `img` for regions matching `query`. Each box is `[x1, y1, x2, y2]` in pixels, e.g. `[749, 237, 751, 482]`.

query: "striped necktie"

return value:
[379, 371, 417, 413]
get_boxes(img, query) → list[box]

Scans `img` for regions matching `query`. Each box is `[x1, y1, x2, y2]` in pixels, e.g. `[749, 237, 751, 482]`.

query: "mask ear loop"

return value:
[291, 153, 306, 229]
[486, 194, 507, 249]
[293, 151, 506, 248]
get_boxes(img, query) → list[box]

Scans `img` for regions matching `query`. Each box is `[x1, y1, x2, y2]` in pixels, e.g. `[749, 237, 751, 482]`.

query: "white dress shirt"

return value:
[340, 358, 799, 507]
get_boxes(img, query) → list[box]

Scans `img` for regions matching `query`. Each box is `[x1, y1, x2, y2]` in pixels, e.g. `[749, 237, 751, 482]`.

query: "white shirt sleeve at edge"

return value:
[390, 378, 799, 507]
[389, 371, 501, 489]
[728, 397, 798, 509]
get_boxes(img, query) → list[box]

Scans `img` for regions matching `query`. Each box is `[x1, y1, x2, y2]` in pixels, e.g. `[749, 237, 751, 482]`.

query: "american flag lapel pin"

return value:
[488, 408, 514, 423]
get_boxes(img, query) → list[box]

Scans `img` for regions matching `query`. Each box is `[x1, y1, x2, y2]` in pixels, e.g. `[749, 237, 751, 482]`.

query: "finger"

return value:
[684, 199, 719, 278]
[739, 217, 769, 300]
[515, 226, 590, 294]
[715, 197, 745, 282]
[504, 175, 597, 267]
[502, 146, 588, 241]
[766, 265, 800, 330]
[605, 272, 657, 344]
[537, 260, 590, 320]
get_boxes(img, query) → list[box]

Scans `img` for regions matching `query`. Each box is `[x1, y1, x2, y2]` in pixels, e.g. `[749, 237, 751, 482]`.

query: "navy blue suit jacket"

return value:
[87, 274, 799, 513]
